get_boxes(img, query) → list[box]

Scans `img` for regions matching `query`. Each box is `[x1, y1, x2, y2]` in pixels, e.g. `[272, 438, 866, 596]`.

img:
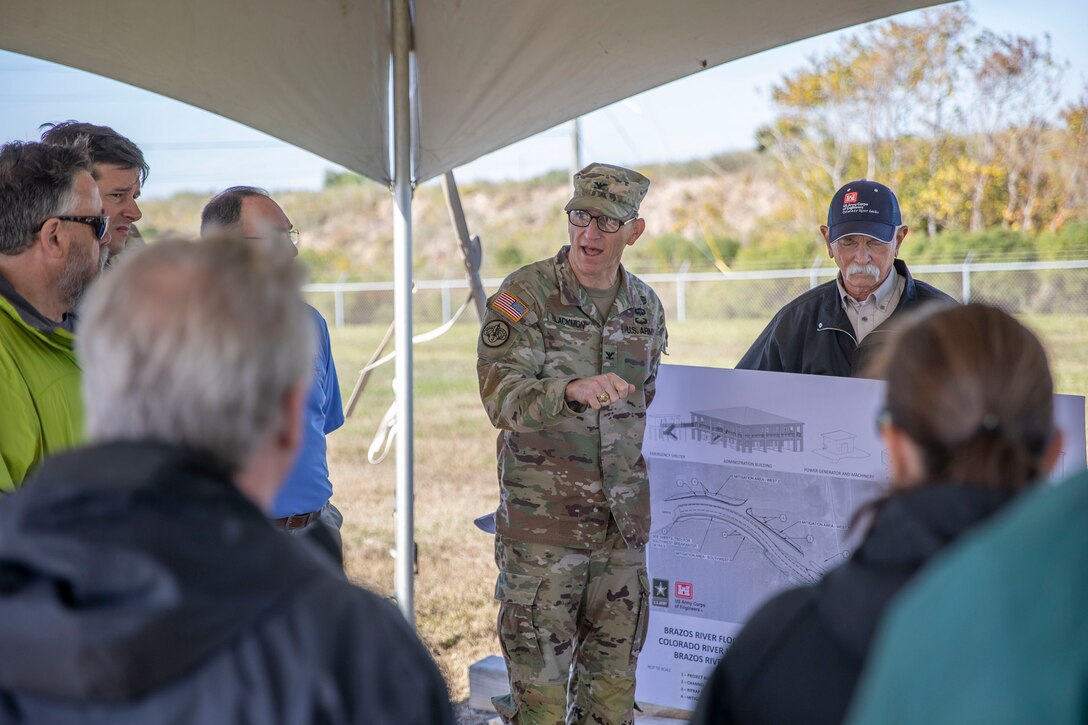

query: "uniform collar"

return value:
[554, 245, 632, 315]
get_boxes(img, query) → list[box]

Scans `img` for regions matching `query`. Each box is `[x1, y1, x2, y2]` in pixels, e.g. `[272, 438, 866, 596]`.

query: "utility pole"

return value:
[570, 117, 582, 174]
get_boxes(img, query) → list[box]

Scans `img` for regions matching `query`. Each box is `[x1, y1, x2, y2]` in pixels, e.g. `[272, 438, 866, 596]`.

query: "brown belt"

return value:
[271, 510, 320, 530]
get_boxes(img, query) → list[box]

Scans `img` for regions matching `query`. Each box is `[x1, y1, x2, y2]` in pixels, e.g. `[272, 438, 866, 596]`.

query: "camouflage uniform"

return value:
[478, 205, 667, 724]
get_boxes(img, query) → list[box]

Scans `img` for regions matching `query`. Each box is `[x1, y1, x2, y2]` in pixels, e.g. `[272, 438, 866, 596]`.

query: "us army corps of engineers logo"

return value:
[481, 319, 511, 347]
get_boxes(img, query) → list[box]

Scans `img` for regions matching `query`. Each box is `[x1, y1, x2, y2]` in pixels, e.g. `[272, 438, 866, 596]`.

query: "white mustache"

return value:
[845, 263, 881, 279]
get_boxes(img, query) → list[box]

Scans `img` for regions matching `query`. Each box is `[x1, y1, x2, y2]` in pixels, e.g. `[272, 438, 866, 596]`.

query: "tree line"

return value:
[756, 5, 1086, 238]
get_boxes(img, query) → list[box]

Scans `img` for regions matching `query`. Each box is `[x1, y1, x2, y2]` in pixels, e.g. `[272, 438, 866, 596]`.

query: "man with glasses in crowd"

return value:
[40, 121, 149, 268]
[478, 163, 668, 724]
[0, 139, 110, 490]
[737, 179, 954, 377]
[200, 186, 346, 565]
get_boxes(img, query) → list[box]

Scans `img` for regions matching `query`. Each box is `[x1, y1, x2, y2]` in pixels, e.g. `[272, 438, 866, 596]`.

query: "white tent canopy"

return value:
[0, 0, 945, 621]
[0, 0, 943, 185]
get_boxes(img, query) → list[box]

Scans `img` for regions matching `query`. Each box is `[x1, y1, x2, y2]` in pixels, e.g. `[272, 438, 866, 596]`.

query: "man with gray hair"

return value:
[0, 139, 110, 491]
[737, 179, 954, 377]
[200, 186, 346, 564]
[0, 235, 455, 724]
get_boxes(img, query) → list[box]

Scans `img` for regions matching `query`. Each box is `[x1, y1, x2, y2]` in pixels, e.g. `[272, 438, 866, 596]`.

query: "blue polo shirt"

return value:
[272, 305, 344, 517]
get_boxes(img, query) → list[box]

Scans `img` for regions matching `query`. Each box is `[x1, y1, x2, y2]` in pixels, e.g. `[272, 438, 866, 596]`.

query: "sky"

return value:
[1, 1, 1084, 200]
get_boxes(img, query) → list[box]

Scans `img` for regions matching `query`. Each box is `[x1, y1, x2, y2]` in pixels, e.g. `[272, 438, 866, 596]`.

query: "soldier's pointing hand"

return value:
[565, 373, 636, 411]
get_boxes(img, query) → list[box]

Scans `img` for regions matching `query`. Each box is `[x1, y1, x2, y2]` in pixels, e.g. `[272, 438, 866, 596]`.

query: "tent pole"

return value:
[392, 0, 415, 626]
[441, 171, 487, 321]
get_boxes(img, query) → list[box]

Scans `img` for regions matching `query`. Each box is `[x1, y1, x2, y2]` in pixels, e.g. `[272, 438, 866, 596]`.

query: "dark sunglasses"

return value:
[39, 215, 111, 241]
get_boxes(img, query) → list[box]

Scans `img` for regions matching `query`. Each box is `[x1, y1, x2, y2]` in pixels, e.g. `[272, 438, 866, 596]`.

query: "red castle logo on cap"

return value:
[844, 191, 858, 204]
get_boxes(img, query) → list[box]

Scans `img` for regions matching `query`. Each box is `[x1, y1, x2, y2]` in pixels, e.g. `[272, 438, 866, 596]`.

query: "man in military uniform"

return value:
[478, 163, 667, 724]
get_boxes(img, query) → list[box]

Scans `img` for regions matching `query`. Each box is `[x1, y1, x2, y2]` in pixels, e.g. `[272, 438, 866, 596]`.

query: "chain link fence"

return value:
[304, 259, 1088, 328]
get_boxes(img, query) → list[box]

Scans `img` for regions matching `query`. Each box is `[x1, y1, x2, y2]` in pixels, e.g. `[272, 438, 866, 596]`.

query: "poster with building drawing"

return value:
[635, 364, 1087, 712]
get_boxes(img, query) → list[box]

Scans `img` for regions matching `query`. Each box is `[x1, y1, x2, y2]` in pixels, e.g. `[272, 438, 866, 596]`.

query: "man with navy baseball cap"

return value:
[737, 179, 954, 377]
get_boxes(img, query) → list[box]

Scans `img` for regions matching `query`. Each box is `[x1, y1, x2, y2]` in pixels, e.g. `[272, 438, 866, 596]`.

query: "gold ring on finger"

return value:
[597, 392, 611, 404]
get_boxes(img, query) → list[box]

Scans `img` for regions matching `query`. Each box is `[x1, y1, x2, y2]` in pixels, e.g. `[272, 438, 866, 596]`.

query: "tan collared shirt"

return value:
[836, 269, 905, 342]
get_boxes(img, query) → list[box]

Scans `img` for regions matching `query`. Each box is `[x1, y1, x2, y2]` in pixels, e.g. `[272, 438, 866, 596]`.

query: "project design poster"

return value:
[635, 364, 1087, 711]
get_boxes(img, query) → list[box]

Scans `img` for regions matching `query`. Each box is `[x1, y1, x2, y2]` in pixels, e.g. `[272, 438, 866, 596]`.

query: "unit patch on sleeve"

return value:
[490, 291, 529, 322]
[481, 319, 512, 348]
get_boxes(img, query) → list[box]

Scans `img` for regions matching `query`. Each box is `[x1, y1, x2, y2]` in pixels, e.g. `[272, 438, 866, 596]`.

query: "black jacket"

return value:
[688, 484, 1014, 725]
[736, 260, 955, 377]
[0, 442, 454, 725]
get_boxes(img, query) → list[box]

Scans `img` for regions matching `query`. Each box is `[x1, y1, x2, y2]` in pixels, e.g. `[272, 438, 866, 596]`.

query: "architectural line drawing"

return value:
[655, 478, 824, 584]
[813, 429, 870, 463]
[650, 406, 805, 453]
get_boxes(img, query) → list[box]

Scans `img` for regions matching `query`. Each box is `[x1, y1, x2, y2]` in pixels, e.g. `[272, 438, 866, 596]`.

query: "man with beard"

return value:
[0, 140, 109, 490]
[737, 179, 954, 377]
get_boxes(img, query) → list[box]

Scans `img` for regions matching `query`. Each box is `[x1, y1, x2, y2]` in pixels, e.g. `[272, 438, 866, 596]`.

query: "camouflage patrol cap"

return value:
[564, 162, 650, 221]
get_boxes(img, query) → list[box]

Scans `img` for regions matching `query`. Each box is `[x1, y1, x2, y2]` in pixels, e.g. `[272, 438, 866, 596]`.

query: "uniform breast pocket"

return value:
[613, 335, 654, 374]
[541, 320, 596, 378]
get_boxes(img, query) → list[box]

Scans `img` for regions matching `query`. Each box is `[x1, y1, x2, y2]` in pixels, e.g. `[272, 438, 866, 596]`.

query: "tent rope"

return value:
[349, 292, 475, 464]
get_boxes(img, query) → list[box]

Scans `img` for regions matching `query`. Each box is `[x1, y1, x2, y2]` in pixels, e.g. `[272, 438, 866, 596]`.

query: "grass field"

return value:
[323, 314, 1088, 703]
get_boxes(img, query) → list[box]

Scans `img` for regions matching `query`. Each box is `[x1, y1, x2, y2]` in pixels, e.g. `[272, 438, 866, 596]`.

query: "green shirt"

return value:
[0, 291, 83, 491]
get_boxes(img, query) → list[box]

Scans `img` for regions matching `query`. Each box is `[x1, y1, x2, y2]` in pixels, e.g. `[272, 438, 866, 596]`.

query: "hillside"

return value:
[139, 145, 1088, 284]
[138, 155, 796, 282]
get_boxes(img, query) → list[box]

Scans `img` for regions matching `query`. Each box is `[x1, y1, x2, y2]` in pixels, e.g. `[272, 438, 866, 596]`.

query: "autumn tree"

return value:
[1049, 88, 1088, 230]
[965, 32, 1064, 231]
[754, 5, 1079, 237]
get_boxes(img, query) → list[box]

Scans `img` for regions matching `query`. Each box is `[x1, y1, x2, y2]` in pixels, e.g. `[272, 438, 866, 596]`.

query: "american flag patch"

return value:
[491, 291, 528, 322]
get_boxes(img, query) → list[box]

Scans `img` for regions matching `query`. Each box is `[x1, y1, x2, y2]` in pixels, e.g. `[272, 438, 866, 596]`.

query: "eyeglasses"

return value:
[567, 209, 636, 234]
[45, 215, 111, 240]
[245, 228, 299, 246]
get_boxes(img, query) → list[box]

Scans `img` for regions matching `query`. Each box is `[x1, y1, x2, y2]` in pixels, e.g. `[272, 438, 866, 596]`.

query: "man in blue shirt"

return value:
[200, 186, 346, 564]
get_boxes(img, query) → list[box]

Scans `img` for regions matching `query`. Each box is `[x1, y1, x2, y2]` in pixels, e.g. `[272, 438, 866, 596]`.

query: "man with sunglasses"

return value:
[200, 186, 345, 566]
[478, 163, 667, 724]
[737, 179, 954, 378]
[41, 121, 149, 268]
[0, 140, 110, 490]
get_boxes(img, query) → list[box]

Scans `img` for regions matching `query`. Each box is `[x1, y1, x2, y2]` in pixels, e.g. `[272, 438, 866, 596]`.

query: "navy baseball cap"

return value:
[826, 180, 902, 244]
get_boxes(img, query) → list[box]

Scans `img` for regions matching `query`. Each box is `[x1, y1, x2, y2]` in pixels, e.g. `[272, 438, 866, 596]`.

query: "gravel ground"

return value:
[454, 701, 498, 725]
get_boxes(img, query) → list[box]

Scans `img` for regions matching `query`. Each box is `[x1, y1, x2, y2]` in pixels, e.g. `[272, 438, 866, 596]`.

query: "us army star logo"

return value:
[481, 319, 511, 347]
[652, 578, 670, 608]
